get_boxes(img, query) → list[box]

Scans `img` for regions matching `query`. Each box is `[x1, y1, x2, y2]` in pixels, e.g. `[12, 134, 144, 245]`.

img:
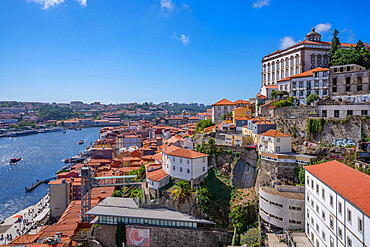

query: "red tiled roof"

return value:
[146, 168, 169, 182]
[162, 145, 208, 159]
[212, 99, 236, 106]
[235, 116, 251, 121]
[305, 161, 370, 216]
[260, 129, 290, 138]
[289, 67, 330, 79]
[263, 85, 279, 89]
[234, 100, 250, 104]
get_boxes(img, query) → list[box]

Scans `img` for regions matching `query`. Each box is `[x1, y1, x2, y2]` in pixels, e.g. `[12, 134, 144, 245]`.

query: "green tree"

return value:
[116, 222, 126, 247]
[130, 188, 142, 199]
[298, 165, 305, 185]
[208, 138, 215, 145]
[329, 29, 340, 64]
[112, 190, 123, 197]
[171, 180, 192, 201]
[194, 119, 215, 134]
[270, 90, 277, 99]
[229, 206, 249, 246]
[356, 40, 365, 51]
[307, 93, 319, 105]
[195, 186, 211, 212]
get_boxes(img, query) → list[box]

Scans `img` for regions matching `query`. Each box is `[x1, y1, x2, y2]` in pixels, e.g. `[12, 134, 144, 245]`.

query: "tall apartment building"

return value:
[304, 161, 370, 247]
[329, 64, 370, 103]
[261, 28, 366, 86]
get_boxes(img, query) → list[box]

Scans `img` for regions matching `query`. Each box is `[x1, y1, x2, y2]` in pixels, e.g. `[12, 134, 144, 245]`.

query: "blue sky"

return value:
[0, 0, 369, 105]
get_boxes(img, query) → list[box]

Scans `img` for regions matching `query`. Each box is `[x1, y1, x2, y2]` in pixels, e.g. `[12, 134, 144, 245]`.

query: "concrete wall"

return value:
[273, 106, 318, 119]
[259, 187, 305, 230]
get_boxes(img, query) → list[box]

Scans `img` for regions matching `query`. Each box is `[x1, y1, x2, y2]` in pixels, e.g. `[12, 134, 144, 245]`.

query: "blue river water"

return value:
[0, 127, 100, 220]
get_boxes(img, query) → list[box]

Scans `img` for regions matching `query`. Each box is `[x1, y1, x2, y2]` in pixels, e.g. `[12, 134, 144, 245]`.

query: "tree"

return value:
[171, 180, 192, 201]
[356, 40, 365, 51]
[208, 138, 215, 145]
[270, 90, 277, 99]
[116, 222, 126, 247]
[229, 206, 250, 246]
[298, 165, 305, 185]
[306, 93, 319, 105]
[195, 186, 211, 212]
[329, 29, 340, 64]
[112, 190, 123, 197]
[130, 188, 142, 199]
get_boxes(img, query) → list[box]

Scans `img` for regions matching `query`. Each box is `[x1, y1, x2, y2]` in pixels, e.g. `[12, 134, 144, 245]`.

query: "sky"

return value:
[0, 0, 369, 105]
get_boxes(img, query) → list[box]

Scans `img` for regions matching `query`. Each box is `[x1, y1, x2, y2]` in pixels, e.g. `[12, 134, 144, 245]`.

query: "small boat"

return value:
[75, 128, 82, 131]
[79, 140, 84, 145]
[63, 158, 70, 163]
[63, 130, 67, 133]
[10, 158, 21, 164]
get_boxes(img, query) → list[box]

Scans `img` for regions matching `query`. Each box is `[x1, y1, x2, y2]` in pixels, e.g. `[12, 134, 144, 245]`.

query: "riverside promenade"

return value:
[0, 194, 50, 245]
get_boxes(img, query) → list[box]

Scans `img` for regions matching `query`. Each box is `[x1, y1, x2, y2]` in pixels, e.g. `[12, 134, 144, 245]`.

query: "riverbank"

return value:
[0, 127, 100, 221]
[0, 194, 49, 245]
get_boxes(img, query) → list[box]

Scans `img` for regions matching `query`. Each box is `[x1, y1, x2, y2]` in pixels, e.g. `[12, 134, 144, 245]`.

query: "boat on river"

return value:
[79, 140, 84, 145]
[9, 158, 21, 164]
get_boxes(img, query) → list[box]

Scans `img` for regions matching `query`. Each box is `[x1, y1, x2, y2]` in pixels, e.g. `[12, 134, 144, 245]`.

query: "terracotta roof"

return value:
[289, 67, 330, 79]
[263, 85, 279, 89]
[153, 152, 163, 162]
[234, 100, 250, 104]
[233, 106, 247, 111]
[277, 77, 291, 82]
[146, 168, 169, 182]
[254, 120, 274, 125]
[212, 99, 236, 106]
[260, 129, 290, 138]
[257, 95, 267, 99]
[235, 116, 251, 121]
[162, 145, 208, 159]
[305, 161, 370, 216]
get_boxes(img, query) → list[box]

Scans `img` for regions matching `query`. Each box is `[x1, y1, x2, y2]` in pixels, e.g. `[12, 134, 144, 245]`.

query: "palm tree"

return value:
[171, 180, 192, 201]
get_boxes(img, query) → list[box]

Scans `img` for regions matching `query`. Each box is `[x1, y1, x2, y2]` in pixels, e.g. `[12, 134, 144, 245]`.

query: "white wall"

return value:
[162, 153, 207, 181]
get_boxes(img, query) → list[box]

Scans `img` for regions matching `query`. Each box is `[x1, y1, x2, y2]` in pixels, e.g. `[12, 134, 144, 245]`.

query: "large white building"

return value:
[261, 28, 365, 87]
[304, 161, 370, 247]
[258, 129, 292, 153]
[162, 146, 209, 184]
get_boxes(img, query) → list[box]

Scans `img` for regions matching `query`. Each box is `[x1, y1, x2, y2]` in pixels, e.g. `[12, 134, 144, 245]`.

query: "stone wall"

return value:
[93, 224, 232, 247]
[273, 106, 318, 119]
[255, 159, 299, 192]
[125, 225, 232, 247]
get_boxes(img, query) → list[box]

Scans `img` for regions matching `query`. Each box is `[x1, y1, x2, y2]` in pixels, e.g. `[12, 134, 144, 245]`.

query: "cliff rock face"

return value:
[274, 116, 369, 144]
[208, 147, 259, 189]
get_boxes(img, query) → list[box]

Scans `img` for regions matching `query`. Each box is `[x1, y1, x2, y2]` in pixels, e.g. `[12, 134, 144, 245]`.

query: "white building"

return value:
[304, 160, 370, 247]
[211, 99, 237, 124]
[258, 129, 292, 153]
[162, 146, 209, 184]
[261, 28, 365, 87]
[278, 67, 330, 105]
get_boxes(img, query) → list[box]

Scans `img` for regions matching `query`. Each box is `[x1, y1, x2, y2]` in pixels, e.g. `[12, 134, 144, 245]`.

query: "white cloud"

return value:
[279, 36, 300, 49]
[315, 23, 332, 33]
[27, 0, 87, 9]
[27, 0, 64, 9]
[172, 32, 190, 46]
[78, 0, 87, 7]
[341, 28, 356, 42]
[182, 3, 190, 9]
[160, 0, 174, 12]
[252, 0, 270, 8]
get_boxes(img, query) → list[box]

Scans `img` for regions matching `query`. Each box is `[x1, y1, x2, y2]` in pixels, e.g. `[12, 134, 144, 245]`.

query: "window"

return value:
[358, 218, 363, 233]
[358, 76, 362, 83]
[276, 146, 280, 152]
[338, 202, 342, 214]
[330, 237, 334, 247]
[338, 227, 342, 239]
[307, 81, 311, 89]
[346, 86, 351, 92]
[323, 80, 327, 86]
[348, 209, 352, 223]
[332, 87, 337, 92]
[323, 71, 328, 77]
[332, 78, 337, 85]
[346, 77, 351, 84]
[322, 231, 325, 241]
[316, 184, 319, 193]
[187, 159, 190, 164]
[173, 157, 175, 161]
[311, 181, 314, 189]
[322, 211, 325, 221]
[314, 80, 319, 87]
[357, 85, 363, 91]
[311, 56, 315, 64]
[334, 110, 339, 118]
[347, 110, 353, 116]
[362, 110, 368, 116]
[316, 205, 319, 213]
[330, 195, 333, 206]
[180, 167, 182, 172]
[314, 72, 319, 77]
[180, 158, 182, 163]
[187, 168, 190, 173]
[299, 82, 303, 88]
[347, 237, 352, 247]
[277, 138, 280, 142]
[307, 177, 310, 185]
[323, 89, 328, 95]
[203, 157, 206, 163]
[203, 166, 205, 172]
[292, 82, 296, 88]
[322, 110, 327, 117]
[330, 215, 334, 229]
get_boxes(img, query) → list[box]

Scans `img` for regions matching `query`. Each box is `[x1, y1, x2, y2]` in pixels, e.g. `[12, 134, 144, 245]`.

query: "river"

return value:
[0, 127, 100, 220]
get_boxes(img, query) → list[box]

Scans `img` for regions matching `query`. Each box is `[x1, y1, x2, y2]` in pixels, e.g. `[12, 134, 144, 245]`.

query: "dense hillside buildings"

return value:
[305, 161, 370, 247]
[261, 28, 367, 87]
